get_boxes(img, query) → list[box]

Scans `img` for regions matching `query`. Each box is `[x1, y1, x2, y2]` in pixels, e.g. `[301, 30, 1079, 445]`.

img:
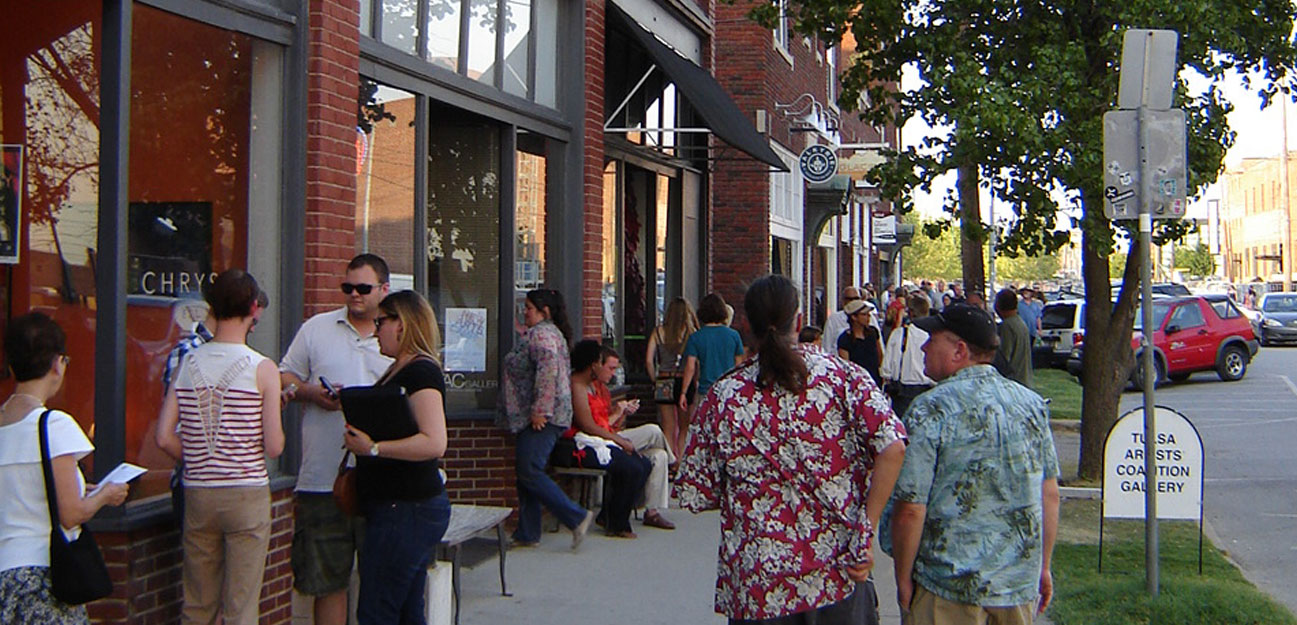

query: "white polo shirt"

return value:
[280, 308, 392, 493]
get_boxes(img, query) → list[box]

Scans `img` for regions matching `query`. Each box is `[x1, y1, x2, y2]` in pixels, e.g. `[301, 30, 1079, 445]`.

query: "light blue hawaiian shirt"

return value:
[887, 364, 1059, 607]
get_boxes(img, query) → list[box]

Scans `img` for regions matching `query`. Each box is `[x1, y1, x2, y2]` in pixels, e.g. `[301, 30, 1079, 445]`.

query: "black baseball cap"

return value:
[913, 303, 999, 351]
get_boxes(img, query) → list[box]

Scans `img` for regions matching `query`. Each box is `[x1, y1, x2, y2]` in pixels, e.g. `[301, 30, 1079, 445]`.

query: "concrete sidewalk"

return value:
[452, 509, 1050, 625]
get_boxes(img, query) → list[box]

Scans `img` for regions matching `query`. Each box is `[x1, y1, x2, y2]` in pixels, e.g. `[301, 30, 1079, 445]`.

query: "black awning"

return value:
[608, 4, 788, 171]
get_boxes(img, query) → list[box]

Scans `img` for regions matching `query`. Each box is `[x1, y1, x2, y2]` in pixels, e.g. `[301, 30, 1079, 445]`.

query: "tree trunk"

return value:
[1077, 194, 1141, 479]
[957, 164, 986, 298]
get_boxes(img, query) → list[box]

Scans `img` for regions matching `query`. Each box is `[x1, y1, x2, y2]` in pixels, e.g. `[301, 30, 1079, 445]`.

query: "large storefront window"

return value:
[428, 104, 500, 414]
[124, 5, 284, 498]
[515, 132, 547, 316]
[357, 80, 417, 290]
[0, 1, 102, 446]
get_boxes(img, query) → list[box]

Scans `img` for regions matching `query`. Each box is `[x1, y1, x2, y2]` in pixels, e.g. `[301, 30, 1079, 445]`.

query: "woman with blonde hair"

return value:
[645, 296, 698, 457]
[342, 290, 450, 624]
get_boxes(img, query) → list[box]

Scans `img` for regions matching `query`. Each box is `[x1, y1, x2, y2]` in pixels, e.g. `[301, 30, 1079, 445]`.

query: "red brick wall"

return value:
[580, 0, 607, 338]
[89, 488, 295, 625]
[305, 0, 362, 317]
[443, 421, 518, 507]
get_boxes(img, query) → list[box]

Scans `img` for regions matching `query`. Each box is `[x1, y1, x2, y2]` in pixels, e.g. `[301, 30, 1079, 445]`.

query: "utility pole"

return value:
[1282, 98, 1291, 291]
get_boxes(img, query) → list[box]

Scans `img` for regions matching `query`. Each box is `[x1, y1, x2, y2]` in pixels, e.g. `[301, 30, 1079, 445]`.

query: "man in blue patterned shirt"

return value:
[890, 304, 1060, 625]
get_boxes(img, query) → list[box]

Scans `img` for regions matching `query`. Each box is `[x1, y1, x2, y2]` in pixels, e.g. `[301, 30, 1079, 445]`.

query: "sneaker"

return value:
[571, 510, 596, 551]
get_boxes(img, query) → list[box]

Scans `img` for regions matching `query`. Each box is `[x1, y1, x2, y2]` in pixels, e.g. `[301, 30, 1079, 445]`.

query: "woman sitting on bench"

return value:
[552, 340, 651, 538]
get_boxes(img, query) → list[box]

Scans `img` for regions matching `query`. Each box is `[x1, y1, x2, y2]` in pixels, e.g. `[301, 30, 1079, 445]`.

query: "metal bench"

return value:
[552, 466, 606, 509]
[436, 504, 512, 625]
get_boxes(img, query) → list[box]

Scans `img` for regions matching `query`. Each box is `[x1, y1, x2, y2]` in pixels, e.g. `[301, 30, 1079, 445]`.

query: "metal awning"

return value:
[606, 4, 788, 171]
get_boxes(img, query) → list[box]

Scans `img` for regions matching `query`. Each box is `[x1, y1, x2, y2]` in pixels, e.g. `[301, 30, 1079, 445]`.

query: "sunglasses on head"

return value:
[340, 282, 377, 295]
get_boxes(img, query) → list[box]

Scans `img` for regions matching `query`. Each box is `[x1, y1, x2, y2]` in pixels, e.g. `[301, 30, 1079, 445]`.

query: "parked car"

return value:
[1066, 295, 1258, 388]
[1038, 299, 1085, 369]
[1256, 292, 1297, 346]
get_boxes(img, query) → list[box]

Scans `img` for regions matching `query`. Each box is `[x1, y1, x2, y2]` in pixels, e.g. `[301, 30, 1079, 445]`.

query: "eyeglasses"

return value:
[341, 282, 378, 295]
[374, 315, 394, 329]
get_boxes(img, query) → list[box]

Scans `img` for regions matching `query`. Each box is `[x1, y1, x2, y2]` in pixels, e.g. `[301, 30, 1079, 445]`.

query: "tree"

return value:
[758, 0, 1297, 478]
[903, 221, 962, 281]
[1175, 242, 1216, 278]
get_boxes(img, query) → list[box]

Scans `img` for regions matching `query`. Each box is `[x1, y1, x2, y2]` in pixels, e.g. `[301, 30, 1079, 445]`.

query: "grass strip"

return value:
[1034, 368, 1082, 421]
[1049, 500, 1296, 625]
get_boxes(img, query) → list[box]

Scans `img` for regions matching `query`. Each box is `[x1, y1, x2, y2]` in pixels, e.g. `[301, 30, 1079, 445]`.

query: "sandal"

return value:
[643, 510, 676, 530]
[609, 530, 638, 539]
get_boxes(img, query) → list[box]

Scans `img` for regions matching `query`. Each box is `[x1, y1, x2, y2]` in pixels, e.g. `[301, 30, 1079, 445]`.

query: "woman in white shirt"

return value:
[0, 313, 129, 625]
[157, 269, 284, 625]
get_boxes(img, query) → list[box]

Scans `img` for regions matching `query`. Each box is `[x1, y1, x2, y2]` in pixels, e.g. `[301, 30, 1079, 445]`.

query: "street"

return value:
[1115, 345, 1297, 613]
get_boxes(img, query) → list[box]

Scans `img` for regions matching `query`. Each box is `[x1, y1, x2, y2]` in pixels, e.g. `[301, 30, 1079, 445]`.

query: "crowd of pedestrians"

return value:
[0, 258, 1060, 625]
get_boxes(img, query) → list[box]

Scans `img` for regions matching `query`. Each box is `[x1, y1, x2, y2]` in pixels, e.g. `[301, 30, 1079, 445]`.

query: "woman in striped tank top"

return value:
[156, 269, 284, 625]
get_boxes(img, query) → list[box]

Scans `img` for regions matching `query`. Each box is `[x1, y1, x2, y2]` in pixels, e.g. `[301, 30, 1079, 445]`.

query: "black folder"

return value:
[339, 385, 418, 442]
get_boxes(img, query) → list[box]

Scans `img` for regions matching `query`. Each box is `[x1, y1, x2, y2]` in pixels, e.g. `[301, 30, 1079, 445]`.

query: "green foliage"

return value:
[1176, 242, 1216, 277]
[1109, 251, 1128, 281]
[904, 220, 1060, 283]
[1050, 500, 1297, 625]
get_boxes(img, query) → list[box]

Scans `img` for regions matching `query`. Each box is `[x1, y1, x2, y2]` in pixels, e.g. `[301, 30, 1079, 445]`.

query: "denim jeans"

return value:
[357, 492, 451, 625]
[513, 423, 587, 542]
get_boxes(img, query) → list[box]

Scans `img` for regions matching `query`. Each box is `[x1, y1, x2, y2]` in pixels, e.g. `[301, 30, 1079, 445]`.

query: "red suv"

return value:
[1129, 295, 1259, 389]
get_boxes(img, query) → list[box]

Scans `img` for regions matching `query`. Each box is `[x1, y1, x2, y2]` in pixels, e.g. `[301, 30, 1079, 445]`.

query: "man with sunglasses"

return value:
[885, 303, 1060, 625]
[821, 285, 862, 350]
[279, 254, 394, 625]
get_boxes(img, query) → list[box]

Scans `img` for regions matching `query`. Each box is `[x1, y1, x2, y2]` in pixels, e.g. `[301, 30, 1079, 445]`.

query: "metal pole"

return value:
[1282, 99, 1291, 292]
[988, 183, 997, 297]
[1138, 105, 1160, 597]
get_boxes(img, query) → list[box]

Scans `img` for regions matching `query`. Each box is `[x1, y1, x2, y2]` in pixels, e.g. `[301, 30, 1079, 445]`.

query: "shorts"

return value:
[291, 492, 361, 596]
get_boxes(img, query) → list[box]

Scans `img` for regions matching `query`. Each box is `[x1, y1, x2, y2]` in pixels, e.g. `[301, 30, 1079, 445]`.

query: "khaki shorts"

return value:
[291, 492, 360, 596]
[902, 584, 1035, 625]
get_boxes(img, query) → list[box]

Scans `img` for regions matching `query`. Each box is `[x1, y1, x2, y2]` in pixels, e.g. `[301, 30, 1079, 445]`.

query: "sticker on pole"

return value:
[1102, 406, 1203, 520]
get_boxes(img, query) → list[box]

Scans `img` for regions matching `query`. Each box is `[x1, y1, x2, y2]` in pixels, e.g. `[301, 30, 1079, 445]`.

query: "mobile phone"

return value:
[319, 376, 339, 399]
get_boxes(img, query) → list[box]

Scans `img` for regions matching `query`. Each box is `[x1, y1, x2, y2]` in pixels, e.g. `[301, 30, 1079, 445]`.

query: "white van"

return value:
[1037, 299, 1085, 368]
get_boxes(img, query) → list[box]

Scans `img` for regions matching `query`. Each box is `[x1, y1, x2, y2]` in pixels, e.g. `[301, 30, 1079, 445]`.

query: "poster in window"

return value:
[127, 202, 214, 297]
[0, 145, 25, 264]
[444, 307, 488, 372]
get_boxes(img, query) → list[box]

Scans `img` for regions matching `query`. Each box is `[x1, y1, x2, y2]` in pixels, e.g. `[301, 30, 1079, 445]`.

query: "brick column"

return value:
[305, 0, 362, 317]
[580, 0, 607, 338]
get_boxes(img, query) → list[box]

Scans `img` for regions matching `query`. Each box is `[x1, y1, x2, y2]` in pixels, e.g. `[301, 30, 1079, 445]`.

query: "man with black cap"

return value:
[886, 303, 1060, 625]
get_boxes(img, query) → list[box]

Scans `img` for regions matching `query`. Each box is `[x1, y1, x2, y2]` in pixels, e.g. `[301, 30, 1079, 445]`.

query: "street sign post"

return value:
[1105, 27, 1184, 597]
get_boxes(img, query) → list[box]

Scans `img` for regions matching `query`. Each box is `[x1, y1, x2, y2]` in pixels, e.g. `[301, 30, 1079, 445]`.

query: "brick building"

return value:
[712, 2, 899, 332]
[0, 0, 796, 623]
[1220, 155, 1297, 283]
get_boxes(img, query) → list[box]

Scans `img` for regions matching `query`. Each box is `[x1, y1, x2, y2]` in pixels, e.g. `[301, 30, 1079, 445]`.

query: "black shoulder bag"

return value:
[38, 410, 113, 605]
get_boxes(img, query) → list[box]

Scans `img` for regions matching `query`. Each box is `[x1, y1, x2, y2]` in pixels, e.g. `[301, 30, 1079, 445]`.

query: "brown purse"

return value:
[332, 451, 359, 516]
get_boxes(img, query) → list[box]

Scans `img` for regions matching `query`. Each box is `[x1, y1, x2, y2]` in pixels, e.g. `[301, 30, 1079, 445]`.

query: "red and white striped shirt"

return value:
[174, 342, 270, 487]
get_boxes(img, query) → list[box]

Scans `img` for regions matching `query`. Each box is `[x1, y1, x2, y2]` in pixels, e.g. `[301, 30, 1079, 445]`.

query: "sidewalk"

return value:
[452, 509, 1051, 625]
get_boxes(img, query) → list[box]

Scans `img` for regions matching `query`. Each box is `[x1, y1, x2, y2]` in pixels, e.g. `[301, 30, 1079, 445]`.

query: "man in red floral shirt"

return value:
[677, 275, 907, 624]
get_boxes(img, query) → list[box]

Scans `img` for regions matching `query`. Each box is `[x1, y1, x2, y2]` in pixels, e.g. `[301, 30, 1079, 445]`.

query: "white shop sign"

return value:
[1102, 406, 1203, 520]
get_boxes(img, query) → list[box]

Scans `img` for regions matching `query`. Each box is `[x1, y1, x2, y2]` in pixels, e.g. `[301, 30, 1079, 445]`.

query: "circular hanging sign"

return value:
[798, 144, 838, 184]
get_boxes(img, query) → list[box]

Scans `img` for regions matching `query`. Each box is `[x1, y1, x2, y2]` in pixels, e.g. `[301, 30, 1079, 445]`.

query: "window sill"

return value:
[774, 41, 794, 68]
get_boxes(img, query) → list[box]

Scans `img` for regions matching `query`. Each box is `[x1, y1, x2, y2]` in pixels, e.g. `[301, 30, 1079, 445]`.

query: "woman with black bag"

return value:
[341, 290, 450, 625]
[645, 297, 697, 457]
[0, 313, 129, 624]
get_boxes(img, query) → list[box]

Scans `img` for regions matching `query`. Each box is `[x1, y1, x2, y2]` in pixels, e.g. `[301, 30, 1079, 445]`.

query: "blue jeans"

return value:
[513, 424, 588, 542]
[357, 492, 451, 625]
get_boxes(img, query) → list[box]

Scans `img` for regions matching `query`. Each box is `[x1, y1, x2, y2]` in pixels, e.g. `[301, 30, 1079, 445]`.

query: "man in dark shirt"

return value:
[995, 289, 1033, 387]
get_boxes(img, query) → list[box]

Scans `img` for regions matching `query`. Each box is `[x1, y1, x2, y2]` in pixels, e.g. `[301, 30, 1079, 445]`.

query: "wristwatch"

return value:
[369, 442, 380, 457]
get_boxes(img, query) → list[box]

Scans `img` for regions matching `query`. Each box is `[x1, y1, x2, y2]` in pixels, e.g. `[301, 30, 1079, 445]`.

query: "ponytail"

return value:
[527, 288, 573, 345]
[744, 275, 807, 393]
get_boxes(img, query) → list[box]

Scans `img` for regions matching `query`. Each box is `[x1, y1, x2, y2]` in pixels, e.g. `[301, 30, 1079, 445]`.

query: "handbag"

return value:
[652, 375, 679, 404]
[37, 410, 113, 605]
[332, 451, 359, 517]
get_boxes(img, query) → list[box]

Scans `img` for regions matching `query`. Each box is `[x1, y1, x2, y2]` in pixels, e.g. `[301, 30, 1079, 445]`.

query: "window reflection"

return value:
[533, 0, 558, 106]
[426, 0, 462, 71]
[515, 133, 546, 316]
[382, 0, 419, 55]
[427, 105, 500, 412]
[601, 162, 619, 344]
[3, 3, 102, 454]
[356, 80, 416, 288]
[502, 0, 531, 97]
[466, 1, 497, 86]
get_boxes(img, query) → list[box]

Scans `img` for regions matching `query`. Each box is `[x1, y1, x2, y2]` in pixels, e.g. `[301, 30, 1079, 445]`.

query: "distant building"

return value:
[1220, 156, 1295, 282]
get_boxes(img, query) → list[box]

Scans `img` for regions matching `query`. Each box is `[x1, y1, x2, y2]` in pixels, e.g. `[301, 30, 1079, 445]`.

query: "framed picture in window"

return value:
[0, 145, 24, 264]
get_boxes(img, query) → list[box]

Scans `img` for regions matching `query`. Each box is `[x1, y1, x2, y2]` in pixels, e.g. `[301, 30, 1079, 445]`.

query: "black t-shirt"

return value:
[356, 358, 446, 503]
[838, 328, 882, 384]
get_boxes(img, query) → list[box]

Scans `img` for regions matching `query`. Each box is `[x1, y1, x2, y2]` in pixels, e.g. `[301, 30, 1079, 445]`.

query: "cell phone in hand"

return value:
[319, 376, 339, 399]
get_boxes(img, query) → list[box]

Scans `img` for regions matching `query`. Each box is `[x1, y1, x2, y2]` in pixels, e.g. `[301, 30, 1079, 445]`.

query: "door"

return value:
[1163, 301, 1211, 370]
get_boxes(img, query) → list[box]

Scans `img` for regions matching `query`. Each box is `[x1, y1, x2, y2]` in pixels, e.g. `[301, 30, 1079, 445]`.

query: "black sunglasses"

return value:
[374, 315, 395, 329]
[341, 282, 378, 295]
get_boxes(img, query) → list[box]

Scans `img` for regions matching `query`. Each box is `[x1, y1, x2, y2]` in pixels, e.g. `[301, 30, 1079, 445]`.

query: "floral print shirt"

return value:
[887, 364, 1059, 607]
[676, 345, 906, 620]
[498, 321, 572, 433]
